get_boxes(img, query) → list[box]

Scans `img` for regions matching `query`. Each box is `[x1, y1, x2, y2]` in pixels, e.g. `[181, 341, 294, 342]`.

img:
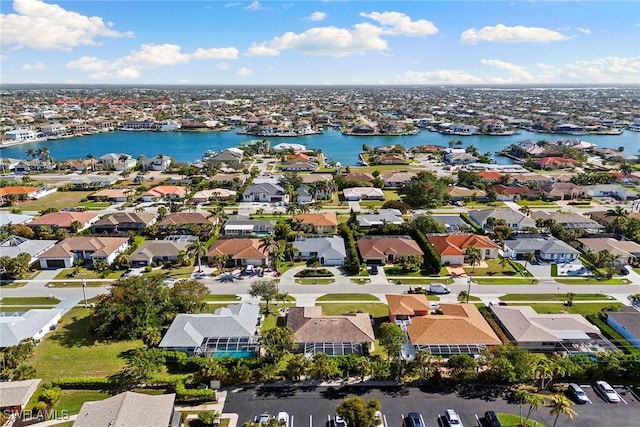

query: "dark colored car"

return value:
[403, 412, 423, 427]
[483, 411, 502, 427]
[370, 265, 379, 275]
[567, 383, 589, 404]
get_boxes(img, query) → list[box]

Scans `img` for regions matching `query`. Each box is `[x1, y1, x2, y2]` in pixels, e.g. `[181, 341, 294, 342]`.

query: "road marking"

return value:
[419, 414, 426, 427]
[382, 414, 388, 427]
[475, 413, 482, 426]
[309, 415, 312, 427]
[291, 415, 294, 427]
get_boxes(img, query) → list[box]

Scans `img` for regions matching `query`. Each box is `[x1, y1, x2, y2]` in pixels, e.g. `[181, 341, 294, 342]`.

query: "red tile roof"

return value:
[428, 234, 500, 256]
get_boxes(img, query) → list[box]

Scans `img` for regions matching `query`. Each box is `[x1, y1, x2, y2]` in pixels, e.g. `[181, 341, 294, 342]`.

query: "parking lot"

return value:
[222, 384, 640, 427]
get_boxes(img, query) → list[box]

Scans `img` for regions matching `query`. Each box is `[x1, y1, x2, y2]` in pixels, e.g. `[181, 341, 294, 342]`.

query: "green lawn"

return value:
[316, 294, 379, 302]
[54, 267, 126, 280]
[517, 302, 622, 317]
[0, 306, 56, 312]
[383, 267, 428, 277]
[0, 296, 60, 305]
[201, 294, 240, 302]
[499, 293, 614, 302]
[497, 413, 545, 427]
[555, 278, 631, 285]
[474, 278, 538, 285]
[20, 191, 94, 211]
[47, 280, 110, 288]
[318, 303, 389, 318]
[463, 200, 505, 208]
[586, 314, 640, 355]
[52, 389, 110, 415]
[78, 201, 112, 210]
[294, 278, 335, 285]
[30, 308, 144, 380]
[463, 259, 524, 277]
[457, 294, 482, 302]
[278, 261, 306, 274]
[388, 277, 455, 285]
[153, 265, 196, 279]
[516, 200, 559, 208]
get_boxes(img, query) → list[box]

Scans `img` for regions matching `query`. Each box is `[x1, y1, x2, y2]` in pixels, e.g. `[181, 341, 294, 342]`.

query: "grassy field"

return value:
[52, 390, 110, 415]
[497, 413, 545, 427]
[316, 293, 379, 302]
[516, 200, 560, 208]
[20, 191, 95, 211]
[30, 308, 144, 381]
[388, 277, 455, 285]
[201, 294, 240, 301]
[462, 259, 524, 277]
[0, 296, 60, 305]
[515, 302, 622, 317]
[555, 278, 631, 285]
[54, 267, 126, 280]
[318, 302, 389, 318]
[474, 278, 538, 285]
[294, 278, 335, 285]
[499, 293, 614, 302]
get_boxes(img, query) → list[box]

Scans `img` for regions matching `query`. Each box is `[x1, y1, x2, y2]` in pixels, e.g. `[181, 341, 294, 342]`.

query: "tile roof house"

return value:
[0, 309, 63, 348]
[292, 236, 347, 266]
[503, 235, 580, 262]
[427, 234, 500, 266]
[532, 157, 578, 169]
[446, 186, 487, 202]
[159, 302, 260, 356]
[488, 184, 537, 201]
[157, 212, 218, 234]
[242, 182, 289, 204]
[490, 305, 617, 354]
[357, 235, 424, 264]
[293, 212, 338, 234]
[28, 211, 99, 231]
[478, 170, 503, 183]
[301, 173, 333, 184]
[0, 379, 42, 414]
[538, 182, 585, 201]
[39, 237, 129, 269]
[606, 308, 640, 351]
[343, 187, 384, 201]
[469, 209, 536, 231]
[191, 188, 237, 203]
[343, 172, 374, 182]
[381, 171, 416, 188]
[130, 240, 189, 267]
[74, 391, 180, 427]
[91, 212, 156, 234]
[286, 306, 375, 357]
[140, 185, 188, 202]
[207, 238, 268, 266]
[386, 295, 501, 356]
[0, 186, 41, 203]
[89, 188, 134, 203]
[577, 238, 640, 265]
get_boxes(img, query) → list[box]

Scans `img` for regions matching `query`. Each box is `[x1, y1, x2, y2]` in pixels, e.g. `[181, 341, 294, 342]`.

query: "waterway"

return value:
[2, 128, 639, 166]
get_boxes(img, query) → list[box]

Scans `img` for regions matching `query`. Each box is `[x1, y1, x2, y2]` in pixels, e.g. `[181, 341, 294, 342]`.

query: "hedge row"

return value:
[175, 379, 216, 401]
[51, 378, 111, 389]
[410, 228, 441, 275]
[339, 225, 361, 274]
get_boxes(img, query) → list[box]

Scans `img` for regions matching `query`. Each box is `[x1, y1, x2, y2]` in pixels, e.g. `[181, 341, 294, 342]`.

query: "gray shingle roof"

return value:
[74, 391, 176, 427]
[503, 236, 579, 255]
[0, 309, 63, 348]
[293, 236, 347, 259]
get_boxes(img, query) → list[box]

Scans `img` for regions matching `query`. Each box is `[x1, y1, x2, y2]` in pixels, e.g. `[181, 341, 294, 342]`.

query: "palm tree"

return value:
[628, 293, 640, 307]
[620, 162, 633, 176]
[137, 154, 147, 171]
[187, 239, 208, 273]
[258, 235, 280, 270]
[519, 205, 531, 216]
[86, 153, 96, 171]
[522, 252, 535, 271]
[26, 148, 36, 160]
[118, 154, 130, 171]
[464, 245, 481, 273]
[549, 394, 577, 427]
[515, 389, 544, 426]
[498, 255, 510, 272]
[298, 203, 310, 214]
[605, 206, 628, 235]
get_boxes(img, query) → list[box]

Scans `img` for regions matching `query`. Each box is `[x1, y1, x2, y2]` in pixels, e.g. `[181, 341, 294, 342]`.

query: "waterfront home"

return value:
[273, 142, 306, 152]
[468, 209, 536, 232]
[4, 128, 38, 141]
[490, 305, 616, 355]
[91, 212, 156, 234]
[141, 185, 188, 202]
[427, 234, 500, 266]
[443, 149, 478, 165]
[143, 155, 172, 171]
[99, 153, 136, 171]
[74, 392, 180, 427]
[0, 235, 57, 263]
[381, 171, 416, 188]
[28, 211, 99, 231]
[241, 182, 289, 204]
[488, 184, 537, 201]
[38, 236, 129, 269]
[292, 236, 347, 266]
[582, 184, 638, 201]
[118, 119, 155, 131]
[0, 309, 63, 348]
[223, 215, 276, 236]
[192, 188, 237, 203]
[577, 237, 640, 266]
[531, 211, 604, 233]
[159, 302, 261, 357]
[357, 208, 405, 228]
[357, 235, 424, 264]
[286, 306, 375, 357]
[207, 238, 268, 266]
[285, 161, 317, 172]
[13, 159, 55, 174]
[292, 212, 338, 234]
[503, 235, 580, 262]
[532, 156, 578, 170]
[343, 187, 384, 201]
[130, 240, 189, 267]
[208, 147, 244, 163]
[606, 308, 640, 351]
[40, 123, 67, 137]
[387, 294, 501, 356]
[374, 154, 407, 165]
[157, 212, 217, 234]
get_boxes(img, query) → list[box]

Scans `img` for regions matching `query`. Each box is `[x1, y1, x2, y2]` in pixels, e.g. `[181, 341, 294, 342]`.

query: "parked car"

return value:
[370, 265, 379, 275]
[372, 411, 384, 427]
[403, 412, 423, 427]
[445, 409, 463, 426]
[277, 412, 289, 427]
[567, 383, 589, 404]
[483, 411, 501, 427]
[595, 381, 620, 403]
[335, 415, 347, 427]
[256, 413, 270, 425]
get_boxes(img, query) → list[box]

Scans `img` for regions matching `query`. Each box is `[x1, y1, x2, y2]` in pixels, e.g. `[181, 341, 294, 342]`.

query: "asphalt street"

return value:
[222, 384, 640, 427]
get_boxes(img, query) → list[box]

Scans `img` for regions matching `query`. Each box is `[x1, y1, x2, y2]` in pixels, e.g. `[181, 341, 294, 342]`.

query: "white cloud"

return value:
[307, 12, 327, 22]
[460, 24, 569, 44]
[192, 47, 239, 60]
[244, 1, 262, 11]
[0, 0, 133, 51]
[66, 56, 111, 72]
[562, 56, 640, 82]
[216, 62, 231, 70]
[481, 58, 534, 81]
[394, 69, 483, 84]
[237, 67, 253, 76]
[119, 44, 190, 68]
[574, 27, 592, 35]
[22, 61, 45, 70]
[360, 11, 438, 36]
[224, 2, 241, 7]
[246, 43, 280, 57]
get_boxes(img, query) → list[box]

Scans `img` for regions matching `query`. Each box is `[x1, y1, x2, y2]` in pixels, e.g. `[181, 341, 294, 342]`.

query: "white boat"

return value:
[627, 121, 640, 132]
[156, 120, 182, 132]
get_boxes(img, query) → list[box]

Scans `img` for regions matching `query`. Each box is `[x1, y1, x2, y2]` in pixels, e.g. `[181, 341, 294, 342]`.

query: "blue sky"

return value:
[1, 0, 638, 85]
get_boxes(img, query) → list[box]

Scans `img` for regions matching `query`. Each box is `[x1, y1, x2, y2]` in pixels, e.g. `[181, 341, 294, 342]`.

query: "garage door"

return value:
[46, 259, 66, 269]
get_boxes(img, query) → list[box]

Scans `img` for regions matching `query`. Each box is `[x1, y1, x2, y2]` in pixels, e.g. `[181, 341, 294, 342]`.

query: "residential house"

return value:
[387, 294, 501, 356]
[159, 302, 261, 357]
[285, 161, 317, 172]
[0, 379, 42, 415]
[89, 188, 133, 203]
[207, 238, 268, 266]
[223, 216, 276, 236]
[503, 235, 580, 262]
[343, 187, 384, 201]
[99, 153, 136, 171]
[478, 171, 503, 183]
[157, 212, 217, 234]
[381, 171, 416, 188]
[74, 392, 180, 427]
[0, 212, 33, 226]
[38, 237, 129, 269]
[468, 209, 536, 232]
[91, 212, 156, 234]
[343, 172, 374, 182]
[577, 238, 640, 265]
[427, 234, 500, 265]
[286, 306, 375, 356]
[489, 184, 537, 201]
[539, 182, 585, 201]
[192, 189, 237, 204]
[358, 209, 405, 228]
[490, 305, 616, 354]
[301, 173, 333, 184]
[446, 186, 487, 202]
[292, 236, 347, 266]
[357, 235, 424, 264]
[208, 147, 244, 163]
[28, 211, 99, 231]
[130, 240, 189, 267]
[140, 185, 188, 202]
[606, 307, 640, 351]
[143, 155, 172, 172]
[583, 184, 639, 201]
[70, 175, 119, 190]
[510, 173, 554, 186]
[0, 235, 57, 263]
[375, 154, 407, 165]
[532, 157, 578, 170]
[242, 182, 289, 204]
[0, 186, 42, 204]
[0, 309, 63, 348]
[608, 172, 640, 185]
[444, 148, 478, 165]
[209, 173, 248, 187]
[531, 211, 604, 233]
[293, 212, 338, 234]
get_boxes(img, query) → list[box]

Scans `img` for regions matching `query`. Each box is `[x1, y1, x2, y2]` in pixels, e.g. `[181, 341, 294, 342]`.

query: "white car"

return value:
[445, 409, 463, 426]
[335, 415, 347, 427]
[277, 412, 289, 427]
[257, 413, 271, 424]
[595, 381, 620, 403]
[373, 410, 384, 427]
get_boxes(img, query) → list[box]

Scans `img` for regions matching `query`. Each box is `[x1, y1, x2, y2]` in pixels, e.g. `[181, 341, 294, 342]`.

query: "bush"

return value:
[39, 386, 61, 404]
[174, 380, 216, 402]
[51, 377, 111, 389]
